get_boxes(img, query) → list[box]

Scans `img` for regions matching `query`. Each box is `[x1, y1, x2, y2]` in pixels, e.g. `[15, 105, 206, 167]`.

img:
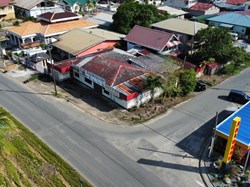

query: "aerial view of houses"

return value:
[1, 0, 250, 186]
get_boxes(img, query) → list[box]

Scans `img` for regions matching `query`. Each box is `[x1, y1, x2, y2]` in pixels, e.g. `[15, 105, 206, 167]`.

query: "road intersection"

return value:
[0, 68, 249, 187]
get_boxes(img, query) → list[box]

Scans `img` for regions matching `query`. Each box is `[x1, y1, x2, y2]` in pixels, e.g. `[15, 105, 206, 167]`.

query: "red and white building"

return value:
[189, 2, 220, 17]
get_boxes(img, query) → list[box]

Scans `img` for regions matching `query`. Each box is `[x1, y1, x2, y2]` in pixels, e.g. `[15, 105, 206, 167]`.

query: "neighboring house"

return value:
[157, 5, 188, 19]
[57, 0, 86, 12]
[189, 2, 220, 17]
[151, 18, 208, 45]
[14, 0, 63, 18]
[124, 25, 182, 55]
[245, 1, 250, 11]
[0, 0, 15, 21]
[212, 0, 246, 4]
[161, 0, 198, 10]
[52, 28, 122, 60]
[28, 52, 50, 73]
[36, 10, 82, 23]
[207, 11, 250, 35]
[7, 18, 97, 48]
[128, 49, 180, 74]
[86, 12, 114, 28]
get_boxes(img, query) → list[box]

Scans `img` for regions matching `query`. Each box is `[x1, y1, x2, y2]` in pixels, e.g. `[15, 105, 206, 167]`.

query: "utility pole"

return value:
[46, 45, 57, 95]
[208, 111, 219, 158]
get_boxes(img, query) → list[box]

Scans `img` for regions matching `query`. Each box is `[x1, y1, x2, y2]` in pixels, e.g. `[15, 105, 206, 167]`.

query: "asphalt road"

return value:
[0, 74, 168, 187]
[0, 67, 250, 187]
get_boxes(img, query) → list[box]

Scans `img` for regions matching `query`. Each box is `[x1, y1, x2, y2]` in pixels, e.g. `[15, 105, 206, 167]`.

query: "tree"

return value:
[162, 71, 181, 98]
[193, 27, 234, 64]
[144, 75, 162, 103]
[112, 2, 170, 34]
[178, 69, 196, 96]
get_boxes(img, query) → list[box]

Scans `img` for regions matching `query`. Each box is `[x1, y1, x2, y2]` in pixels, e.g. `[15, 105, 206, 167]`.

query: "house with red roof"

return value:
[124, 25, 182, 56]
[189, 2, 220, 17]
[71, 52, 162, 109]
[0, 0, 15, 21]
[51, 50, 163, 109]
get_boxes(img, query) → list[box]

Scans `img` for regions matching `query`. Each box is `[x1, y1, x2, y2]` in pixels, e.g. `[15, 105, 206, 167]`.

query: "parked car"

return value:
[195, 80, 207, 91]
[227, 90, 250, 104]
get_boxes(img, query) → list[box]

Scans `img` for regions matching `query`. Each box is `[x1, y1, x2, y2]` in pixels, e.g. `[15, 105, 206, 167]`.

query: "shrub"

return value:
[13, 20, 20, 26]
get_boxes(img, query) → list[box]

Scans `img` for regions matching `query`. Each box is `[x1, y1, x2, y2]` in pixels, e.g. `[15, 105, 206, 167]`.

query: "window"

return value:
[103, 89, 109, 95]
[74, 72, 79, 78]
[85, 78, 92, 84]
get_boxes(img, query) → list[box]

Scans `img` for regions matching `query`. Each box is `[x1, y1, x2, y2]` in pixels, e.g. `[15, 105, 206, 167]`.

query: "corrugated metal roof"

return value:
[207, 12, 250, 27]
[216, 101, 250, 147]
[37, 11, 81, 22]
[227, 0, 246, 5]
[14, 0, 45, 10]
[189, 2, 214, 11]
[53, 29, 105, 55]
[81, 28, 125, 40]
[124, 25, 174, 52]
[81, 54, 148, 86]
[7, 20, 97, 37]
[157, 5, 188, 16]
[152, 18, 208, 36]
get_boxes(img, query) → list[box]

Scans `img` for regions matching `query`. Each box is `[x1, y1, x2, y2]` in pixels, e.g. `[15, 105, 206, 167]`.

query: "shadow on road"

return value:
[212, 87, 250, 94]
[58, 79, 120, 112]
[217, 95, 229, 102]
[137, 147, 194, 159]
[176, 110, 233, 158]
[0, 89, 52, 96]
[137, 158, 200, 173]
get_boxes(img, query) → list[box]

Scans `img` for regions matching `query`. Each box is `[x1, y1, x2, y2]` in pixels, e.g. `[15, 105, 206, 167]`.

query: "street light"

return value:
[46, 45, 57, 95]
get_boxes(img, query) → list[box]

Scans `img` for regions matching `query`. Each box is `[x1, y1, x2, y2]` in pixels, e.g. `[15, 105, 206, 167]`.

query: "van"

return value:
[228, 90, 250, 104]
[229, 32, 238, 41]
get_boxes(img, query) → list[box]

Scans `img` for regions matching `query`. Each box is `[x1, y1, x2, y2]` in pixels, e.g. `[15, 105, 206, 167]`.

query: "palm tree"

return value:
[144, 75, 162, 104]
[85, 0, 93, 14]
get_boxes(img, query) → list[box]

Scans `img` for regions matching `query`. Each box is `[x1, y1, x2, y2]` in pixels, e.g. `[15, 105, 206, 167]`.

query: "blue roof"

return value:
[207, 12, 250, 28]
[216, 101, 250, 146]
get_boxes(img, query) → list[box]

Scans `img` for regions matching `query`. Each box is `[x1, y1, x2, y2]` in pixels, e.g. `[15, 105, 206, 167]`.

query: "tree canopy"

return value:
[178, 69, 197, 96]
[112, 1, 170, 34]
[193, 27, 234, 63]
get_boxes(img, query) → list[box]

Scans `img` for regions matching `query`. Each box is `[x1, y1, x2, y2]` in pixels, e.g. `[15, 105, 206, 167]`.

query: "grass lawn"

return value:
[0, 107, 92, 187]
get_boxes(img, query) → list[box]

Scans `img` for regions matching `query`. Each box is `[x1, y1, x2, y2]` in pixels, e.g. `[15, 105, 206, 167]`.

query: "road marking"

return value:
[195, 180, 205, 187]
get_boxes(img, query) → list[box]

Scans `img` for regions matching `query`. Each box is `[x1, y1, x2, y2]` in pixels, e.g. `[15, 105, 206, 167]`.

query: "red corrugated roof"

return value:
[226, 0, 246, 4]
[0, 0, 10, 7]
[235, 11, 250, 16]
[124, 25, 174, 52]
[189, 2, 214, 12]
[81, 56, 148, 86]
[38, 11, 80, 21]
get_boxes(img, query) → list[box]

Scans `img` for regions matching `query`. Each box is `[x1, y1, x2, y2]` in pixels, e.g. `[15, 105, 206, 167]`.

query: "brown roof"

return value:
[189, 2, 214, 12]
[8, 20, 97, 37]
[81, 55, 147, 86]
[124, 25, 174, 52]
[37, 11, 81, 23]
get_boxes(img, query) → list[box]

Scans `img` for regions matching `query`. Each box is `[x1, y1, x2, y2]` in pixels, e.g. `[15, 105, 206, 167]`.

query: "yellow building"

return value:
[0, 0, 15, 21]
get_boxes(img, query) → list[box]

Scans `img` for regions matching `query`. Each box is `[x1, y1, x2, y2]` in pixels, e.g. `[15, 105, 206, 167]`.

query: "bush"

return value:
[13, 20, 20, 26]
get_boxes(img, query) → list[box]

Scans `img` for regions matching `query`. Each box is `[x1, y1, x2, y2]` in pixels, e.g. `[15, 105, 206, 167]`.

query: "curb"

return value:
[199, 137, 215, 187]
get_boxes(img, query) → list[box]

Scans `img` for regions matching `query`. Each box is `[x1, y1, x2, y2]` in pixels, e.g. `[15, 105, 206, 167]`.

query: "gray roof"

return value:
[14, 0, 44, 10]
[152, 18, 208, 36]
[81, 28, 125, 40]
[86, 12, 114, 27]
[129, 53, 180, 73]
[30, 52, 49, 63]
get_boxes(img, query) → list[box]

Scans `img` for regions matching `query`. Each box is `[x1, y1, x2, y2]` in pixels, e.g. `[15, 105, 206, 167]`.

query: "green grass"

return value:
[0, 107, 92, 187]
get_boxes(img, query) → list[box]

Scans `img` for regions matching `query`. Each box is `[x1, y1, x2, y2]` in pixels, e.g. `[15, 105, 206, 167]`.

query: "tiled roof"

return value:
[0, 0, 10, 7]
[37, 11, 81, 22]
[124, 25, 174, 52]
[226, 0, 246, 4]
[81, 55, 147, 86]
[189, 2, 214, 11]
[7, 20, 97, 37]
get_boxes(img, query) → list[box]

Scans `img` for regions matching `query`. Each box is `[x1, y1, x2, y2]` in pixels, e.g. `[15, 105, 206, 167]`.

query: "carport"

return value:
[215, 101, 250, 164]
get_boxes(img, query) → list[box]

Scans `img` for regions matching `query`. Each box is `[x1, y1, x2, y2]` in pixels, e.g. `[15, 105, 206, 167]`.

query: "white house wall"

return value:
[29, 5, 63, 18]
[163, 0, 197, 9]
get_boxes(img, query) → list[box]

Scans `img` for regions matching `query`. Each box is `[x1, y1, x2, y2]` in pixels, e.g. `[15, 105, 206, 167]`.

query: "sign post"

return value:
[221, 117, 241, 171]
